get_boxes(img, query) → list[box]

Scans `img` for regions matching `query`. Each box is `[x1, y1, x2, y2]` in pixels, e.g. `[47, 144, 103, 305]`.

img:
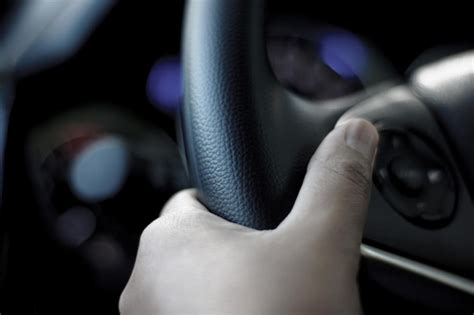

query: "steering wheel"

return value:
[181, 0, 474, 312]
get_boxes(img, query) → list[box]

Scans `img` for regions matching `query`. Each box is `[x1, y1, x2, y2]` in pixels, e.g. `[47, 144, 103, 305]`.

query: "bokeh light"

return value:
[69, 136, 129, 202]
[146, 56, 182, 113]
[319, 30, 368, 79]
[55, 206, 96, 247]
[83, 236, 125, 271]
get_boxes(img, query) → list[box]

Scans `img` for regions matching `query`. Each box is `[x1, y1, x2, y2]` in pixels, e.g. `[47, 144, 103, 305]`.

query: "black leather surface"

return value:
[181, 0, 375, 229]
[182, 0, 279, 229]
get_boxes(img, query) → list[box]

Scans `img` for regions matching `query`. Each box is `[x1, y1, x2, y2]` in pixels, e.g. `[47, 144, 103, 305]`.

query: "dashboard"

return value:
[2, 1, 474, 314]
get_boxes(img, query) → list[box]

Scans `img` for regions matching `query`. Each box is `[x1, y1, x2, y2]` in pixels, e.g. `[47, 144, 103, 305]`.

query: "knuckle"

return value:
[339, 159, 370, 185]
[119, 281, 139, 315]
[324, 157, 371, 197]
[139, 219, 162, 246]
[167, 189, 198, 208]
[119, 282, 145, 315]
[139, 209, 207, 247]
[118, 289, 129, 313]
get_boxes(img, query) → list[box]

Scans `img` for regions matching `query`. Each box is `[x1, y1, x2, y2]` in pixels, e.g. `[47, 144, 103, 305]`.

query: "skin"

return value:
[119, 119, 379, 315]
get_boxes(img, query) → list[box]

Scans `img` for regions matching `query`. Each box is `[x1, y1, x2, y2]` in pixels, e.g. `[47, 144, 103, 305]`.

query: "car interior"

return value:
[0, 1, 473, 314]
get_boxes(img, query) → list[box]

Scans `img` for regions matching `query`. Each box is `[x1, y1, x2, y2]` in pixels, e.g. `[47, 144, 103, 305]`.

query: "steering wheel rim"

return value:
[181, 0, 474, 311]
[181, 0, 375, 229]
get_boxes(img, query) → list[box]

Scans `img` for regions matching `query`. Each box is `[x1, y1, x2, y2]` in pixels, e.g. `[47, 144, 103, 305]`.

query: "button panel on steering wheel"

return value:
[374, 130, 456, 228]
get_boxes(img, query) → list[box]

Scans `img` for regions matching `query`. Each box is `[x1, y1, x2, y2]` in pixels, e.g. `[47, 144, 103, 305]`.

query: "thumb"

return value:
[278, 119, 379, 250]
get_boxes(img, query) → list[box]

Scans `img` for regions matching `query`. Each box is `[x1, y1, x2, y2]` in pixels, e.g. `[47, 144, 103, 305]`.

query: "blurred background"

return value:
[0, 1, 472, 314]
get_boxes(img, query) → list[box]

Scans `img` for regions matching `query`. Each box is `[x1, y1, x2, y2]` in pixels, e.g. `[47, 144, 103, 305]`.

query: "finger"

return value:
[158, 189, 254, 233]
[159, 189, 208, 217]
[278, 119, 379, 245]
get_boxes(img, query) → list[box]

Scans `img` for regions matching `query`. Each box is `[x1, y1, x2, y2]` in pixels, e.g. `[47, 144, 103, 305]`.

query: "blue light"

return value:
[147, 57, 182, 113]
[319, 31, 368, 79]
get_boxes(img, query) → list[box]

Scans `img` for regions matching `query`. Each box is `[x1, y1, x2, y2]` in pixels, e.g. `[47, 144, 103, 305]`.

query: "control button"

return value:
[373, 130, 456, 228]
[388, 156, 425, 196]
[377, 168, 388, 180]
[391, 134, 409, 149]
[427, 169, 444, 184]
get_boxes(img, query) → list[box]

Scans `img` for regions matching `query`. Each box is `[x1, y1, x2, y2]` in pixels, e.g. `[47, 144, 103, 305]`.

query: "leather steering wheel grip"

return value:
[182, 0, 276, 229]
[182, 0, 292, 229]
[181, 0, 366, 229]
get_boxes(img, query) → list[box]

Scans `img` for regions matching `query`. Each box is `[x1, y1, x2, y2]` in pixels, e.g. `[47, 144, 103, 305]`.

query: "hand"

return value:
[119, 119, 379, 315]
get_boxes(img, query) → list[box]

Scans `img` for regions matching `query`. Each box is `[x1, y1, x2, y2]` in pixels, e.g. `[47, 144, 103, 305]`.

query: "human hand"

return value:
[119, 118, 379, 315]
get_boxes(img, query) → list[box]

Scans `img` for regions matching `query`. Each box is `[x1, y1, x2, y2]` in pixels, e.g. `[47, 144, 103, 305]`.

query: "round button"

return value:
[373, 130, 456, 228]
[390, 133, 409, 149]
[388, 156, 426, 196]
